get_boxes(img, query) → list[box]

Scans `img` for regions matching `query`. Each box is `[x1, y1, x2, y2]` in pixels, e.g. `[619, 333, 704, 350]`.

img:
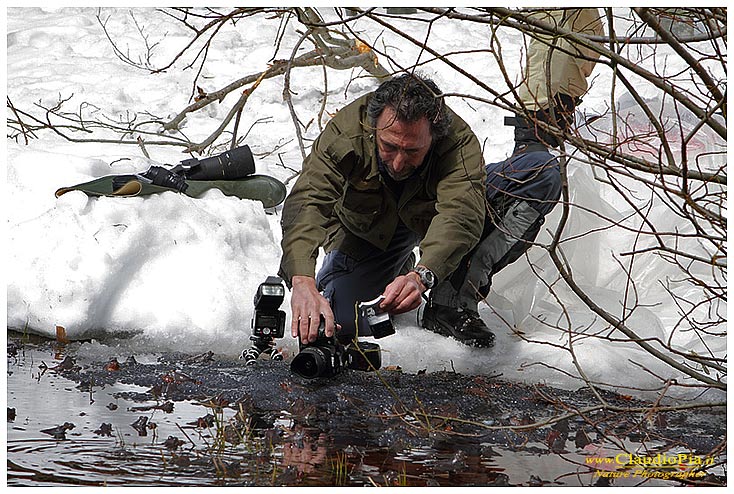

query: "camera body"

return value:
[358, 295, 395, 339]
[290, 320, 383, 379]
[251, 276, 286, 339]
[290, 320, 346, 379]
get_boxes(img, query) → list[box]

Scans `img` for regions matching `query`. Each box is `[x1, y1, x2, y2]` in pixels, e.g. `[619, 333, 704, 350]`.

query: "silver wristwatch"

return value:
[412, 266, 436, 289]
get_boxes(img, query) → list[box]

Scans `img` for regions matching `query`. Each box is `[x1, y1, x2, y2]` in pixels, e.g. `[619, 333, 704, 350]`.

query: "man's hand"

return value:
[290, 275, 336, 344]
[379, 271, 426, 314]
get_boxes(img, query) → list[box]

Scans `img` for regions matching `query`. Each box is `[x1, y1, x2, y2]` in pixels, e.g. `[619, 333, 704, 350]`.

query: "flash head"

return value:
[254, 276, 285, 310]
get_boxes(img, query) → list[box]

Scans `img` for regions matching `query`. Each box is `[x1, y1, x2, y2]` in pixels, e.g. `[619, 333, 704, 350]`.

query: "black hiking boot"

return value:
[421, 303, 495, 348]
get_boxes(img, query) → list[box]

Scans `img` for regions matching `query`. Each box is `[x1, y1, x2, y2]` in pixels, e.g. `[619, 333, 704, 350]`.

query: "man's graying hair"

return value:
[367, 74, 452, 139]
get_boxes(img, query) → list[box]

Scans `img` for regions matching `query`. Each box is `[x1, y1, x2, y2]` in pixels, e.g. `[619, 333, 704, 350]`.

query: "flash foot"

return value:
[241, 337, 282, 366]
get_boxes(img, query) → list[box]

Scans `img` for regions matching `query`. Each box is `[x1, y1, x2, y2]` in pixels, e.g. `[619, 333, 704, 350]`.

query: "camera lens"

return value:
[290, 347, 329, 379]
[185, 145, 255, 181]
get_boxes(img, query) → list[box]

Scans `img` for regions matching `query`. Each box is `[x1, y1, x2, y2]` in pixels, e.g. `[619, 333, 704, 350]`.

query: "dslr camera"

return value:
[290, 319, 382, 379]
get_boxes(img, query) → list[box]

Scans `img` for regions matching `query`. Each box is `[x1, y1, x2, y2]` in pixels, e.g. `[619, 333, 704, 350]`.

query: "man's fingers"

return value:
[380, 274, 424, 313]
[322, 307, 336, 337]
[390, 284, 418, 313]
[393, 291, 421, 314]
[293, 307, 336, 343]
[307, 314, 322, 343]
[291, 306, 302, 338]
[292, 310, 308, 340]
[291, 318, 299, 338]
[290, 276, 330, 343]
[380, 281, 399, 309]
[291, 302, 309, 332]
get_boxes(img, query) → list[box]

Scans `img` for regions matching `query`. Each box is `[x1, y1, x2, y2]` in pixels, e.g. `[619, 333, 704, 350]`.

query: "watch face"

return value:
[415, 267, 434, 288]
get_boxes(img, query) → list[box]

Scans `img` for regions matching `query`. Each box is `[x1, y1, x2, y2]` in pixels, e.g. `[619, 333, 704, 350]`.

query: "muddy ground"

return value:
[7, 334, 727, 487]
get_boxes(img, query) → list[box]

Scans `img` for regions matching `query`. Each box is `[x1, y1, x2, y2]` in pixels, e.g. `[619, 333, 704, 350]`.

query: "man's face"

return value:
[375, 106, 433, 181]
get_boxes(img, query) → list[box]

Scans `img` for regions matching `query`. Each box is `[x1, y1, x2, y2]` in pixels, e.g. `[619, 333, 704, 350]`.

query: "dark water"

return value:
[6, 338, 726, 487]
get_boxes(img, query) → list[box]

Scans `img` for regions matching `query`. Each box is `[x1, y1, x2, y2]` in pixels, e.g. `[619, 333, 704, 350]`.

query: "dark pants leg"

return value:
[430, 200, 545, 311]
[430, 151, 562, 312]
[316, 222, 419, 343]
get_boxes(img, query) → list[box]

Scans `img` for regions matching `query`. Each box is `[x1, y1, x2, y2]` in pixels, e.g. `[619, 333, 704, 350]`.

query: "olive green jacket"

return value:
[279, 93, 486, 285]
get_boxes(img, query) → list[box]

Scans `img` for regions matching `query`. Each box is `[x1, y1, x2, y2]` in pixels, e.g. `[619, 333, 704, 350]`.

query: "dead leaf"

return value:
[56, 325, 69, 344]
[194, 86, 208, 101]
[198, 396, 229, 409]
[546, 429, 561, 448]
[94, 423, 113, 436]
[354, 40, 372, 54]
[104, 358, 120, 372]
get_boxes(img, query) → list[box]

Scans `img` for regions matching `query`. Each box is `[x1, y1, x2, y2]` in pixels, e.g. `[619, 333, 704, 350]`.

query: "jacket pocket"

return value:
[338, 186, 382, 232]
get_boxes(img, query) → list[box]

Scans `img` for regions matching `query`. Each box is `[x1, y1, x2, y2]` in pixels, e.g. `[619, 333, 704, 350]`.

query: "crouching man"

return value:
[278, 73, 561, 348]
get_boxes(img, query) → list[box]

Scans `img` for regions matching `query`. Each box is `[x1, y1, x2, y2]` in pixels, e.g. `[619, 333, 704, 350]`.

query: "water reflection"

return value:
[7, 343, 726, 487]
[282, 428, 328, 478]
